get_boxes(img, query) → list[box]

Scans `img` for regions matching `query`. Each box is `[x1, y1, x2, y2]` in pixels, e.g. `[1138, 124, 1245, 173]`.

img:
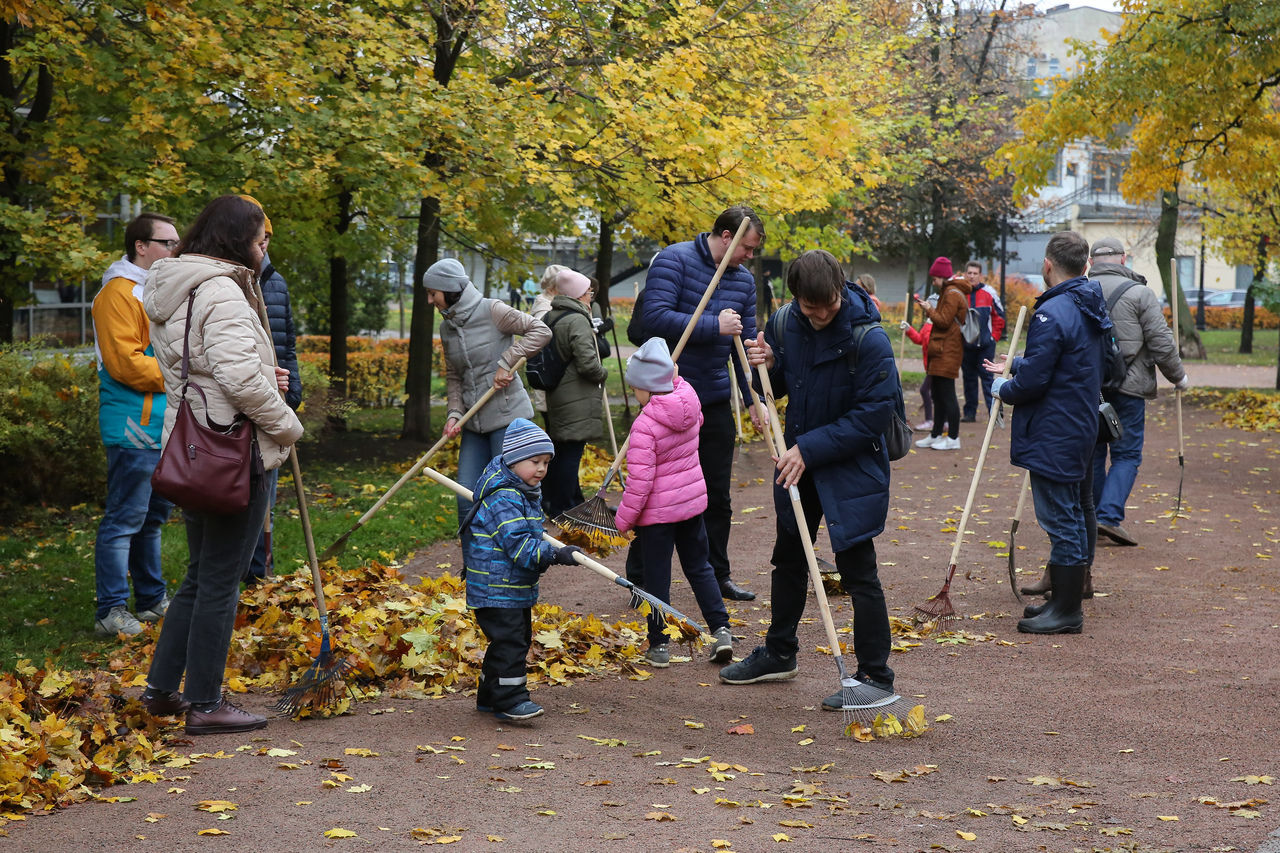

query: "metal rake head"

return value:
[625, 584, 704, 640]
[554, 497, 631, 554]
[275, 654, 355, 717]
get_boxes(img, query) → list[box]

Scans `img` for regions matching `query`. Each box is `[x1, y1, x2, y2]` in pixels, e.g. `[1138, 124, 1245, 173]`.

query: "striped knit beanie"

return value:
[502, 418, 555, 466]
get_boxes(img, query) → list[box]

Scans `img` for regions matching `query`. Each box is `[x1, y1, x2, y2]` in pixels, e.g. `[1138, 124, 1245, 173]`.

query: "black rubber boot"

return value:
[1017, 563, 1085, 634]
[1023, 565, 1093, 617]
[1019, 567, 1051, 597]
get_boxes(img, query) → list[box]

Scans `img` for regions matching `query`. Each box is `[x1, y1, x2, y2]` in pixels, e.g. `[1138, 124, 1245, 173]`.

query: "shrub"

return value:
[0, 343, 105, 512]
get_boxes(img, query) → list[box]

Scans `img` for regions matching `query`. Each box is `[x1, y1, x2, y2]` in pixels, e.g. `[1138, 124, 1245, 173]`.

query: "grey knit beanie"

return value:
[502, 418, 555, 465]
[422, 258, 469, 293]
[625, 337, 675, 393]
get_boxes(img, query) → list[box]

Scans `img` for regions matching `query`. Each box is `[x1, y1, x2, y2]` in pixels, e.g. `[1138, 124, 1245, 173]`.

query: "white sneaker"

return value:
[931, 436, 961, 451]
[95, 605, 143, 636]
[914, 434, 938, 448]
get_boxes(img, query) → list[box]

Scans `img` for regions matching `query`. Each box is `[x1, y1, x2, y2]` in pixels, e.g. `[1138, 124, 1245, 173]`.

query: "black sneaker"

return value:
[718, 645, 797, 685]
[820, 677, 897, 712]
[494, 700, 544, 722]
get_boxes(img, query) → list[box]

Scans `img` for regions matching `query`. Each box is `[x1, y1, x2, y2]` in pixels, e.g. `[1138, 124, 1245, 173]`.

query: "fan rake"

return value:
[914, 306, 1027, 627]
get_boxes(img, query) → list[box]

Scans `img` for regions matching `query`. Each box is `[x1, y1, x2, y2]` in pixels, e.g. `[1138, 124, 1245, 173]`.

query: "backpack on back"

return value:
[961, 307, 982, 345]
[773, 303, 913, 461]
[1100, 281, 1140, 399]
[525, 310, 573, 391]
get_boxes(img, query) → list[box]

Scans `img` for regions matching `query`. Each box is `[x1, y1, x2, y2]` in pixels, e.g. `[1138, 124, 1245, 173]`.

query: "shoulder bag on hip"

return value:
[151, 287, 260, 514]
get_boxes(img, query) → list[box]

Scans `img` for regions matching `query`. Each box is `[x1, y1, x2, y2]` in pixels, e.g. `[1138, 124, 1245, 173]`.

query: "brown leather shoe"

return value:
[141, 689, 190, 716]
[185, 699, 268, 735]
[1019, 568, 1051, 596]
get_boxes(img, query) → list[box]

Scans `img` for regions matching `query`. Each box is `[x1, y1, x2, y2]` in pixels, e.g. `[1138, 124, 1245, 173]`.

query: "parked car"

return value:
[1201, 288, 1250, 307]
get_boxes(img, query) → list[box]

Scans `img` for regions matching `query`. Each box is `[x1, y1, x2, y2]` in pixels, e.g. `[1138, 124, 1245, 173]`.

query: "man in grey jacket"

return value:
[1089, 237, 1189, 547]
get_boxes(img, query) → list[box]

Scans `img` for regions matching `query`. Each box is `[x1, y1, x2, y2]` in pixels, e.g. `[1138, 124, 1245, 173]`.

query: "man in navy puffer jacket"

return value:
[987, 231, 1107, 635]
[627, 205, 765, 601]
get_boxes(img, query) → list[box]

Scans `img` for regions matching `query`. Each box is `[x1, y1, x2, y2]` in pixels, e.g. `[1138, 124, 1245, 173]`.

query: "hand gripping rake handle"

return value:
[733, 335, 852, 681]
[319, 357, 526, 561]
[596, 216, 756, 489]
[946, 306, 1027, 571]
[418, 464, 704, 634]
[1007, 469, 1031, 603]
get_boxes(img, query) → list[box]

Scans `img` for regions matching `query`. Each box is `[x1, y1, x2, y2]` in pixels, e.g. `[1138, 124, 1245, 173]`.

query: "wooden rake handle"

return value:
[419, 464, 628, 585]
[320, 357, 525, 559]
[946, 305, 1028, 567]
[732, 335, 848, 676]
[598, 216, 756, 485]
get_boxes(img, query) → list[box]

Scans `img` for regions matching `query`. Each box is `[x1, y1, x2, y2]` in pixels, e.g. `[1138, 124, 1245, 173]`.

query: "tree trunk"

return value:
[1155, 189, 1206, 360]
[328, 187, 353, 406]
[402, 194, 440, 442]
[594, 218, 613, 318]
[1241, 238, 1265, 355]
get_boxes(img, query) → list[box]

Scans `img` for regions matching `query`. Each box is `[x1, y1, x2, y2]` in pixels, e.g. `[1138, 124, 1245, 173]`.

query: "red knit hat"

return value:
[928, 256, 953, 278]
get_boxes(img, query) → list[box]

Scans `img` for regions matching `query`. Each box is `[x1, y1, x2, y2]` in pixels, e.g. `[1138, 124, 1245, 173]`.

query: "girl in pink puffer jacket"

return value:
[616, 338, 732, 668]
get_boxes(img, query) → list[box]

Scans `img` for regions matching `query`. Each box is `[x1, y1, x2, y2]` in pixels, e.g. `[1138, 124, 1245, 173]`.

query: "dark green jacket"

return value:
[544, 295, 608, 441]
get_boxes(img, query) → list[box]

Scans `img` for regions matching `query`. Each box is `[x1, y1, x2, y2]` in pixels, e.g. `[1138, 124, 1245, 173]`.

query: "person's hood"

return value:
[940, 275, 973, 298]
[642, 375, 702, 432]
[143, 255, 255, 324]
[1042, 275, 1113, 334]
[841, 282, 880, 325]
[440, 281, 483, 325]
[1089, 261, 1146, 286]
[459, 456, 541, 535]
[102, 255, 148, 289]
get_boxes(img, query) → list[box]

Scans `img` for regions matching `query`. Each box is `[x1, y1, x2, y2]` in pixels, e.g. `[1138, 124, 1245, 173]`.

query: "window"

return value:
[1089, 152, 1127, 194]
[1026, 55, 1037, 77]
[1048, 57, 1061, 76]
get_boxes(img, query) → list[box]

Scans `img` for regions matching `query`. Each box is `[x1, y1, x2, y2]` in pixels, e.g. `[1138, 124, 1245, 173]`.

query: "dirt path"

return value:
[9, 396, 1278, 852]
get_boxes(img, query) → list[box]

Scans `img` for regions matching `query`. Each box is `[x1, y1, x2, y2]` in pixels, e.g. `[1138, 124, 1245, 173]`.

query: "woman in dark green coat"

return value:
[543, 269, 608, 517]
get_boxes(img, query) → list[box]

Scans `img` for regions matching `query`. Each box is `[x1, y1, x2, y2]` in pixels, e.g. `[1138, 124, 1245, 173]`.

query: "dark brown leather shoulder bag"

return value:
[151, 286, 260, 514]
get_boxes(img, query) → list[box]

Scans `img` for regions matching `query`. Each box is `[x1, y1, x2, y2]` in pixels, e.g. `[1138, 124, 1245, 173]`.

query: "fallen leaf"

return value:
[196, 829, 230, 836]
[957, 830, 977, 841]
[1157, 815, 1179, 821]
[324, 827, 358, 838]
[645, 811, 677, 822]
[772, 833, 791, 842]
[727, 724, 754, 735]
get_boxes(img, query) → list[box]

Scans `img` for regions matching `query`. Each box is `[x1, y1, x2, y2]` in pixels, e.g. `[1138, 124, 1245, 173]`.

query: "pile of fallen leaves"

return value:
[1200, 388, 1280, 432]
[1, 560, 652, 814]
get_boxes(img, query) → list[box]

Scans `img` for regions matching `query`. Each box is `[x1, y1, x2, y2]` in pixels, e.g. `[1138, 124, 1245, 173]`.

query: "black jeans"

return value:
[544, 438, 586, 519]
[930, 377, 960, 439]
[475, 606, 532, 711]
[764, 472, 893, 686]
[698, 400, 737, 583]
[636, 517, 729, 646]
[147, 476, 270, 704]
[961, 342, 997, 418]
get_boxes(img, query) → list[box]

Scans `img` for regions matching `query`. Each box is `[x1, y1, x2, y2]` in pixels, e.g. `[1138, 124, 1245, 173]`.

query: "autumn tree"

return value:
[1003, 0, 1280, 370]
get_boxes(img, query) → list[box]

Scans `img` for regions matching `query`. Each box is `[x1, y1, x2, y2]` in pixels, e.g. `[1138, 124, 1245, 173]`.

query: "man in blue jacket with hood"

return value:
[720, 249, 900, 711]
[987, 230, 1108, 635]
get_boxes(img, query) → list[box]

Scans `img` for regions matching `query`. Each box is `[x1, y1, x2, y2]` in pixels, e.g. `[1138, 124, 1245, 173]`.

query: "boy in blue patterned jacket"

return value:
[460, 418, 581, 721]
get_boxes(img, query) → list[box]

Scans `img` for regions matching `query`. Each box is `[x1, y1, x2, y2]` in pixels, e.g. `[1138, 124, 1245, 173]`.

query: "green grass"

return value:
[0, 407, 459, 672]
[1195, 328, 1279, 367]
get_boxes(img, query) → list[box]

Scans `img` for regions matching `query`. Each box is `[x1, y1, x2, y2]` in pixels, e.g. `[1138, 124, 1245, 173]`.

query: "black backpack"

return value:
[1101, 281, 1139, 399]
[772, 303, 913, 461]
[526, 311, 573, 391]
[626, 288, 649, 346]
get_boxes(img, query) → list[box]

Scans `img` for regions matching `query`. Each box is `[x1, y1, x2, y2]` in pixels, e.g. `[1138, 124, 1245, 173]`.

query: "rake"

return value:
[1007, 468, 1031, 604]
[1169, 275, 1187, 519]
[247, 287, 353, 715]
[731, 335, 904, 729]
[555, 216, 755, 548]
[914, 306, 1027, 627]
[418, 464, 704, 641]
[319, 357, 526, 561]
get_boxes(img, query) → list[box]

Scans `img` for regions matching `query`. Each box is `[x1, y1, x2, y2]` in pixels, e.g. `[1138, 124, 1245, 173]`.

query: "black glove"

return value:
[553, 545, 583, 566]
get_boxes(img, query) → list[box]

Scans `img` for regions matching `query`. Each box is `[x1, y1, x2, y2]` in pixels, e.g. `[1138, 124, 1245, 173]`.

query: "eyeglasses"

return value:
[144, 238, 180, 250]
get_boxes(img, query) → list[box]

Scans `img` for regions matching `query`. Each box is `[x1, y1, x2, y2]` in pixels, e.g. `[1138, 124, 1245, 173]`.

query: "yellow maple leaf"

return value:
[957, 830, 977, 840]
[196, 828, 230, 836]
[195, 800, 238, 812]
[324, 827, 358, 838]
[772, 833, 791, 842]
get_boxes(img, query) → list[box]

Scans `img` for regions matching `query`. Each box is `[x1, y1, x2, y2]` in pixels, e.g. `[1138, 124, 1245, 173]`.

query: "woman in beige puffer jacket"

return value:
[139, 195, 303, 737]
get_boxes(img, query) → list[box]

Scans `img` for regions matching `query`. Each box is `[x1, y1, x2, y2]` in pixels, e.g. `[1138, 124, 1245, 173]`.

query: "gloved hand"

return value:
[1175, 375, 1190, 391]
[591, 317, 604, 333]
[553, 545, 583, 566]
[899, 320, 911, 330]
[991, 376, 1008, 400]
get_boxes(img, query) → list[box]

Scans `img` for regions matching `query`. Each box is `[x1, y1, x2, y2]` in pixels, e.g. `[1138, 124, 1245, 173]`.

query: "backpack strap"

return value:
[1105, 280, 1140, 313]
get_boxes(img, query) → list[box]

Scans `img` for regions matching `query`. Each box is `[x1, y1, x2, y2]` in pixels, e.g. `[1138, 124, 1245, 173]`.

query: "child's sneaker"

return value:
[709, 627, 733, 663]
[494, 700, 543, 722]
[644, 644, 670, 668]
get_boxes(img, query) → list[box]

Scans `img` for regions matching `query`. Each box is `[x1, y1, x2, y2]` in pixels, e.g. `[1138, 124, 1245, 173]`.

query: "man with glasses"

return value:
[91, 213, 180, 635]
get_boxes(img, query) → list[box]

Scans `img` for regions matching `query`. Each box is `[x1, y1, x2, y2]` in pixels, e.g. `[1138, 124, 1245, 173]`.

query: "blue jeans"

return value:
[147, 479, 270, 704]
[1030, 472, 1089, 566]
[95, 446, 172, 618]
[1093, 393, 1146, 526]
[247, 468, 279, 580]
[457, 426, 509, 556]
[961, 342, 996, 418]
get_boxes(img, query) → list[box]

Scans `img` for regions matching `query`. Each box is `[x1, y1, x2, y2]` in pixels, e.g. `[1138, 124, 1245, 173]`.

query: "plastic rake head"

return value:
[275, 654, 355, 717]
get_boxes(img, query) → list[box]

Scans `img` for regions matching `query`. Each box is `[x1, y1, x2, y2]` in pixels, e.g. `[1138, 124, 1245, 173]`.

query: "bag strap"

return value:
[180, 287, 198, 387]
[1105, 280, 1140, 313]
